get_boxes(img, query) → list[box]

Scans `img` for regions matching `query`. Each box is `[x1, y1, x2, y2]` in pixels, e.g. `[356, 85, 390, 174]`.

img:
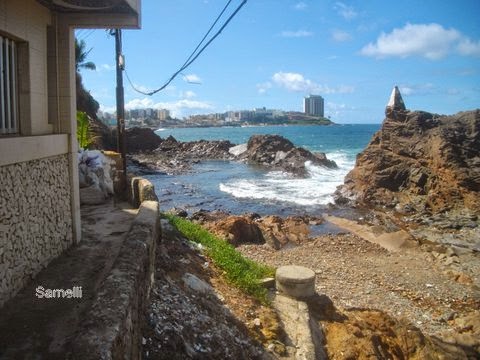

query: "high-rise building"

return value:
[303, 95, 324, 117]
[157, 109, 170, 121]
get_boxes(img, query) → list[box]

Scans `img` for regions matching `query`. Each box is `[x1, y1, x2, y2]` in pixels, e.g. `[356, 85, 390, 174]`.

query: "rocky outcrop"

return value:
[129, 136, 235, 175]
[126, 127, 162, 153]
[258, 215, 317, 249]
[202, 215, 265, 246]
[128, 133, 336, 177]
[336, 105, 480, 217]
[240, 134, 337, 176]
[160, 138, 234, 160]
[191, 211, 322, 250]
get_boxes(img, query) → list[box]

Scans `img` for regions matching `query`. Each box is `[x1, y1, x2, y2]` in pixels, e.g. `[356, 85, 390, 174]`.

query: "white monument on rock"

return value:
[386, 86, 406, 111]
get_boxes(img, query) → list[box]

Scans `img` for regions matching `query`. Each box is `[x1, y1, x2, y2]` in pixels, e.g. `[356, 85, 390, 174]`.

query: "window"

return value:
[0, 34, 18, 135]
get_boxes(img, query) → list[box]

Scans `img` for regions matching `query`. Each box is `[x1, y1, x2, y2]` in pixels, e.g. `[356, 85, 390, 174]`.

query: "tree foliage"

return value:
[75, 38, 96, 72]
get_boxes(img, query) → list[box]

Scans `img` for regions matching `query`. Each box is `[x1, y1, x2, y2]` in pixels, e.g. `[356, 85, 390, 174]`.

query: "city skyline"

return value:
[78, 0, 480, 124]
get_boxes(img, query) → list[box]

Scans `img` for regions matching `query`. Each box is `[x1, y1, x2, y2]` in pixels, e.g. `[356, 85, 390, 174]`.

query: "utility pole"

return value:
[114, 28, 127, 191]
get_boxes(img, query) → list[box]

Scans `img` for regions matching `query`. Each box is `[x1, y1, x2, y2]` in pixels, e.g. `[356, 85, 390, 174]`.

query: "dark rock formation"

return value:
[126, 127, 162, 153]
[242, 134, 337, 176]
[336, 108, 480, 216]
[128, 136, 235, 175]
[88, 117, 117, 151]
[175, 139, 234, 160]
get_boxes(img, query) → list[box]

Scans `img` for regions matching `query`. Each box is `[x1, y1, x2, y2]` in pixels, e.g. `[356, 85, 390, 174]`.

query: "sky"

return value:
[77, 0, 480, 123]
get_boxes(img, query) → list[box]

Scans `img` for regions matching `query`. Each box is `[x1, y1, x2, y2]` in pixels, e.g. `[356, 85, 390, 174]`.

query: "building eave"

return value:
[36, 0, 141, 28]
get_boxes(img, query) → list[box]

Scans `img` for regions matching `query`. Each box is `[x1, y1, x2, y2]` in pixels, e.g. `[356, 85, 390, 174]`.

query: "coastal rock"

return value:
[190, 210, 230, 223]
[205, 216, 265, 246]
[177, 139, 234, 160]
[242, 134, 337, 176]
[126, 127, 162, 153]
[128, 136, 234, 174]
[228, 143, 248, 157]
[197, 212, 317, 249]
[258, 215, 313, 249]
[336, 106, 480, 218]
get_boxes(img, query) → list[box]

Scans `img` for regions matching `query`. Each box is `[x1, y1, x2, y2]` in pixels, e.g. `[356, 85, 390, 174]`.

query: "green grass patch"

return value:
[165, 214, 275, 303]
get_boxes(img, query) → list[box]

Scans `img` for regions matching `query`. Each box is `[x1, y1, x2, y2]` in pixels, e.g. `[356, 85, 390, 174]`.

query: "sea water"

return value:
[147, 124, 380, 216]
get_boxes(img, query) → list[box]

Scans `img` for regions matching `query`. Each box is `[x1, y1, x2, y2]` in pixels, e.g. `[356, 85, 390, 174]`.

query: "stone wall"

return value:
[70, 199, 159, 359]
[0, 155, 72, 307]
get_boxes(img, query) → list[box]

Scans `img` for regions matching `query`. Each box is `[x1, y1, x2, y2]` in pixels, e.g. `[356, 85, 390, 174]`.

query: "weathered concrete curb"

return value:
[69, 193, 160, 359]
[129, 176, 158, 208]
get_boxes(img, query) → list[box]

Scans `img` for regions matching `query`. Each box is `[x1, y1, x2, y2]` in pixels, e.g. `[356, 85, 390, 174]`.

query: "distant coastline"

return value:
[132, 116, 334, 130]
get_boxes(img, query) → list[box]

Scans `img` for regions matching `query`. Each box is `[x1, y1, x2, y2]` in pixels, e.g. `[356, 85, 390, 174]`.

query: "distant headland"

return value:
[98, 95, 333, 128]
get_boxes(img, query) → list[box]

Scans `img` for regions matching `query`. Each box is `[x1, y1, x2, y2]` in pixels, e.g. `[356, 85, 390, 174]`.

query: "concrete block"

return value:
[276, 265, 316, 299]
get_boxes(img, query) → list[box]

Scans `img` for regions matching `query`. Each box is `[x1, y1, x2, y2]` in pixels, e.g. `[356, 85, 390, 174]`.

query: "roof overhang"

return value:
[36, 0, 141, 28]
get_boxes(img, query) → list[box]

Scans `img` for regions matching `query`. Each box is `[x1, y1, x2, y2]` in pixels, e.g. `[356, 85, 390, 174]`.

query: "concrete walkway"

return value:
[0, 199, 136, 359]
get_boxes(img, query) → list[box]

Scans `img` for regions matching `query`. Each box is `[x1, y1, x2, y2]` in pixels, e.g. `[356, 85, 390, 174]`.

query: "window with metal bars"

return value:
[0, 34, 18, 135]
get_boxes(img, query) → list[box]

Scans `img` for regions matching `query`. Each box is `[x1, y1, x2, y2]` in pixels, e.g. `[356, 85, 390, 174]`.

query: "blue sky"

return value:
[77, 0, 480, 123]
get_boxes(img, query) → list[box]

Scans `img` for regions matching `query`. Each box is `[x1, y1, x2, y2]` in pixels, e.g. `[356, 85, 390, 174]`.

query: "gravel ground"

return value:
[237, 232, 480, 339]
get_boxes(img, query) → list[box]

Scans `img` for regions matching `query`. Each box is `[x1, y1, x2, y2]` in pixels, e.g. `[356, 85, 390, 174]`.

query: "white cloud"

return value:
[280, 30, 313, 38]
[272, 72, 315, 92]
[331, 29, 352, 42]
[325, 102, 356, 118]
[271, 72, 354, 94]
[294, 2, 307, 10]
[132, 83, 152, 94]
[97, 63, 114, 72]
[334, 2, 357, 20]
[457, 38, 480, 57]
[256, 82, 272, 94]
[398, 83, 435, 96]
[123, 97, 213, 118]
[360, 23, 480, 60]
[99, 104, 116, 113]
[183, 74, 202, 83]
[446, 88, 460, 95]
[181, 90, 197, 99]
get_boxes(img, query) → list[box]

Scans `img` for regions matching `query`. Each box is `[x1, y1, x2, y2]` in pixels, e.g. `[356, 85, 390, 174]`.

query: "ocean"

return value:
[146, 124, 380, 217]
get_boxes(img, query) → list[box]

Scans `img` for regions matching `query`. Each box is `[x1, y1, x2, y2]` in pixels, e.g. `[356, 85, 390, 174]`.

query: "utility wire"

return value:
[180, 0, 233, 70]
[125, 0, 247, 96]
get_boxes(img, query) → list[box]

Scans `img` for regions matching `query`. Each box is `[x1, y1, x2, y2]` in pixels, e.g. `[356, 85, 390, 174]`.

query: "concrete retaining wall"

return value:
[70, 177, 160, 359]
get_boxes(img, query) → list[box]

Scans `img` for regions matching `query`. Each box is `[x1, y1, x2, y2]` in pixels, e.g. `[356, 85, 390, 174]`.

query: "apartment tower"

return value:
[303, 95, 324, 117]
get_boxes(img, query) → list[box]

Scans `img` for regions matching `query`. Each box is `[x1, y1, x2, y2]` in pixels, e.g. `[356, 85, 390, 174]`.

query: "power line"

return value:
[180, 0, 233, 71]
[125, 0, 247, 96]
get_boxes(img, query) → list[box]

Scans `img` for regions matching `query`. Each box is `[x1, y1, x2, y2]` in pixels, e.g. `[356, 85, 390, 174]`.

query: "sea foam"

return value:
[219, 151, 354, 206]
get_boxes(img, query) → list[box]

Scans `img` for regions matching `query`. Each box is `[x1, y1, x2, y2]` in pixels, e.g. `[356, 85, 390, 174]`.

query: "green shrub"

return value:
[76, 111, 94, 150]
[166, 214, 275, 303]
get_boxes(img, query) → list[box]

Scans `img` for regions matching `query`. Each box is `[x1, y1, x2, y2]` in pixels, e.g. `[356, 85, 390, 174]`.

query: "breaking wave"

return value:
[219, 151, 354, 206]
